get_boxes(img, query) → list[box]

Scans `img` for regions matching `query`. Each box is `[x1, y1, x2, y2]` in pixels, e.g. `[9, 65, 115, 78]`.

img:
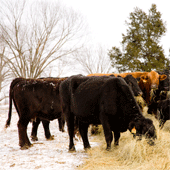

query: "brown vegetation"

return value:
[78, 107, 170, 170]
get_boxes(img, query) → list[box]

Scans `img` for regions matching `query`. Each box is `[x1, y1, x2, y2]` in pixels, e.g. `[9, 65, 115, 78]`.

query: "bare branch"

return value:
[0, 0, 87, 78]
[73, 45, 113, 74]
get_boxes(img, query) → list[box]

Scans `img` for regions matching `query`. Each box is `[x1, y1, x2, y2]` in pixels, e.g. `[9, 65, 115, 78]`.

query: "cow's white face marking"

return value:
[143, 80, 147, 83]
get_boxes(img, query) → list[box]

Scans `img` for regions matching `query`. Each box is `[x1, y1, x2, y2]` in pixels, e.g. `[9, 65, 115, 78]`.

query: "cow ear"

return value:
[136, 77, 141, 83]
[159, 74, 167, 81]
[129, 121, 135, 130]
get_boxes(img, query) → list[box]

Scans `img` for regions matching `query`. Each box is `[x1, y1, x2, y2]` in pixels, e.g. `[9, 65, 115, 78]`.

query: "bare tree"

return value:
[0, 46, 11, 102]
[41, 58, 71, 78]
[73, 45, 114, 75]
[0, 0, 87, 78]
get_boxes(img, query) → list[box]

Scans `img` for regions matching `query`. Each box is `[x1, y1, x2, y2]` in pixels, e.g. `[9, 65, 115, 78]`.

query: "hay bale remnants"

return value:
[79, 108, 170, 170]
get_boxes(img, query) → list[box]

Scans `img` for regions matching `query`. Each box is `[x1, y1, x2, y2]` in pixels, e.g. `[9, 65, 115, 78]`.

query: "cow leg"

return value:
[18, 118, 32, 149]
[31, 118, 41, 141]
[100, 116, 113, 150]
[62, 102, 75, 151]
[114, 131, 120, 146]
[78, 121, 91, 150]
[66, 114, 76, 151]
[58, 117, 65, 132]
[42, 120, 54, 140]
[103, 128, 113, 150]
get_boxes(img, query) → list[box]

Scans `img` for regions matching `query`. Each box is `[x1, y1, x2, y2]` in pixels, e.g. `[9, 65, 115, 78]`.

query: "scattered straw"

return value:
[79, 110, 170, 170]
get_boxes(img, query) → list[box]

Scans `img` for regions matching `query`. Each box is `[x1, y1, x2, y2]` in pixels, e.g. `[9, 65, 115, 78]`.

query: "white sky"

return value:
[62, 0, 170, 57]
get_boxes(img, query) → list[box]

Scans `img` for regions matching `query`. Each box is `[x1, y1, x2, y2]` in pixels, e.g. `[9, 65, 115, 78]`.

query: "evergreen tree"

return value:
[109, 4, 168, 72]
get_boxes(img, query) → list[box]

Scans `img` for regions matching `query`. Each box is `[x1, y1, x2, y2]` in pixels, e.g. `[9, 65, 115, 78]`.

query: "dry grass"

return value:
[135, 96, 147, 109]
[78, 107, 170, 170]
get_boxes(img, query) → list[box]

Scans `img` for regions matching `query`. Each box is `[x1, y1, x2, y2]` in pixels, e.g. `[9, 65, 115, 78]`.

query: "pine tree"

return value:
[109, 4, 168, 72]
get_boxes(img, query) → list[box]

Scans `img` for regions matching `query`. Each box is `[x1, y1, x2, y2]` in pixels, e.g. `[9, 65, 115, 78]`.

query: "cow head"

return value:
[124, 75, 143, 97]
[140, 70, 167, 90]
[158, 75, 170, 91]
[129, 118, 157, 145]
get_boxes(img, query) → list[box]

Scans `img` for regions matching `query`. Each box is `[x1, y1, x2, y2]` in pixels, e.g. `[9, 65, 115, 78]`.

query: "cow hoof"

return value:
[47, 135, 54, 140]
[106, 146, 111, 151]
[20, 144, 33, 150]
[84, 147, 91, 151]
[69, 146, 76, 152]
[59, 128, 65, 132]
[31, 136, 38, 141]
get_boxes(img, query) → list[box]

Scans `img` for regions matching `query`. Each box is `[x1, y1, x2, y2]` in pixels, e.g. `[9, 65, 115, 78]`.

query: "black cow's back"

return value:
[71, 76, 110, 123]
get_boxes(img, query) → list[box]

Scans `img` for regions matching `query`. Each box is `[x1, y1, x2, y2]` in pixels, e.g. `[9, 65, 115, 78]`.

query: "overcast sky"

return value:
[62, 0, 170, 57]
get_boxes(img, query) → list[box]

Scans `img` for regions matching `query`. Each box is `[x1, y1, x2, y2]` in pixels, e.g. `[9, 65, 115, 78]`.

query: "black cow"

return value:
[118, 75, 143, 97]
[158, 68, 170, 92]
[59, 75, 156, 151]
[148, 88, 169, 116]
[5, 77, 67, 149]
[91, 74, 143, 135]
[120, 75, 145, 111]
[157, 98, 170, 128]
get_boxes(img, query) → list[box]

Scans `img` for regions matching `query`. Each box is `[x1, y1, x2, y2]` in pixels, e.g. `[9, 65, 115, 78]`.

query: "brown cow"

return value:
[87, 71, 167, 104]
[135, 71, 167, 104]
[5, 77, 67, 149]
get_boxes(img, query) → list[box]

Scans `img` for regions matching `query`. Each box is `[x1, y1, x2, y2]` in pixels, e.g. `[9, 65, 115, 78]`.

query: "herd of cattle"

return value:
[5, 69, 170, 151]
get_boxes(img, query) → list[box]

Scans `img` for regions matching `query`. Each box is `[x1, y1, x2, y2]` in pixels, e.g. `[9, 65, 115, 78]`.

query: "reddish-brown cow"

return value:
[137, 71, 167, 104]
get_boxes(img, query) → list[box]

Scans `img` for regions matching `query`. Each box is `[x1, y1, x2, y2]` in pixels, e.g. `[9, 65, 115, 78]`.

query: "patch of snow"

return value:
[0, 105, 98, 170]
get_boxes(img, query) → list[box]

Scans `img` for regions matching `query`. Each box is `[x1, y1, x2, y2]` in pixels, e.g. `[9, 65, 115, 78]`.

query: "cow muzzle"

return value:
[151, 84, 158, 89]
[164, 86, 170, 91]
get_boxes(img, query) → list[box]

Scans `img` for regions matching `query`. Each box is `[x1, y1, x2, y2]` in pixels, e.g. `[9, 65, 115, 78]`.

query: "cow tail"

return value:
[5, 85, 13, 128]
[5, 77, 24, 128]
[5, 78, 23, 128]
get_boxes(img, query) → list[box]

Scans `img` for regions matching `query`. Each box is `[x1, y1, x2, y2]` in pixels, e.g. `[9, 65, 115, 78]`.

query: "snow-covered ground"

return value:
[0, 105, 97, 170]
